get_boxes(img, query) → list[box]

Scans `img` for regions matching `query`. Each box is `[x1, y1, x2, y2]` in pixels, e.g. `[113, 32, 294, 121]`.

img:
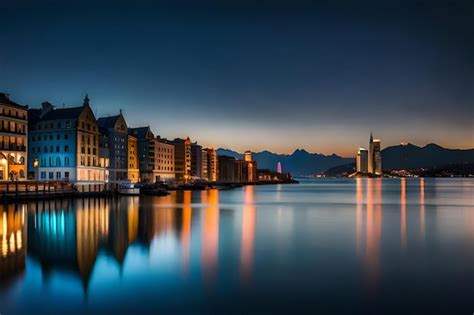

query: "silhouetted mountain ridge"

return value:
[381, 143, 474, 170]
[218, 143, 474, 175]
[217, 148, 352, 175]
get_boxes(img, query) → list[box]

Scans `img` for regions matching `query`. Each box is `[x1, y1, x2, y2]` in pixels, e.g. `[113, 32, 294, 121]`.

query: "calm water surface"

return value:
[1, 178, 474, 314]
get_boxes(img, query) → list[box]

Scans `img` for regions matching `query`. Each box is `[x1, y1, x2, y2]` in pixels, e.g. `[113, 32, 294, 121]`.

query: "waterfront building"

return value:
[97, 112, 128, 182]
[129, 127, 155, 183]
[201, 150, 208, 180]
[98, 129, 110, 182]
[172, 137, 192, 181]
[203, 147, 218, 182]
[155, 137, 175, 182]
[243, 151, 257, 182]
[127, 135, 139, 183]
[0, 93, 28, 180]
[368, 133, 382, 175]
[28, 96, 106, 182]
[218, 155, 237, 182]
[191, 142, 202, 179]
[356, 147, 368, 173]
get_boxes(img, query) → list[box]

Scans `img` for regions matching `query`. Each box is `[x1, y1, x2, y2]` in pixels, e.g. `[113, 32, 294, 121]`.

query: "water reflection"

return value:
[202, 189, 220, 285]
[181, 191, 192, 274]
[0, 204, 27, 283]
[364, 179, 383, 287]
[241, 185, 256, 284]
[401, 178, 407, 249]
[1, 179, 473, 314]
[420, 178, 425, 242]
[28, 198, 138, 290]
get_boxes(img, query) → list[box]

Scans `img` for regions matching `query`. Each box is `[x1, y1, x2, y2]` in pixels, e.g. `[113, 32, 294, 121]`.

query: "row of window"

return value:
[39, 156, 71, 167]
[37, 121, 72, 130]
[31, 133, 69, 141]
[0, 120, 26, 134]
[0, 107, 27, 119]
[32, 145, 69, 153]
[40, 171, 70, 180]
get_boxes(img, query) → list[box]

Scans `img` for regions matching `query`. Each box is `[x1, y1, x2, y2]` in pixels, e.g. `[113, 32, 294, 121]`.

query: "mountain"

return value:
[381, 143, 474, 170]
[217, 148, 352, 175]
[217, 143, 474, 176]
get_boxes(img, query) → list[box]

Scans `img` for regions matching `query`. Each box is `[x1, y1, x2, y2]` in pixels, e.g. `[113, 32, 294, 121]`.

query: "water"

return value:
[1, 178, 474, 314]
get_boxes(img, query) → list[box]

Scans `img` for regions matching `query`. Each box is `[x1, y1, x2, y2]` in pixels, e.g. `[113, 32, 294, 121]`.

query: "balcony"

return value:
[0, 144, 26, 152]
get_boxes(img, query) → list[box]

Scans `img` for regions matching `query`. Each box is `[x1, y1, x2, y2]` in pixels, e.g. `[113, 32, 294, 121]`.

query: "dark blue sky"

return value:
[1, 0, 472, 156]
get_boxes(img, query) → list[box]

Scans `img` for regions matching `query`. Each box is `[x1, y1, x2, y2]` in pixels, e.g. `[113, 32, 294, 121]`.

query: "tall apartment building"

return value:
[28, 95, 105, 182]
[172, 137, 191, 181]
[127, 134, 139, 183]
[0, 93, 28, 180]
[129, 127, 155, 183]
[203, 147, 218, 182]
[356, 147, 368, 173]
[155, 137, 175, 182]
[97, 112, 128, 182]
[368, 133, 382, 175]
[190, 142, 202, 179]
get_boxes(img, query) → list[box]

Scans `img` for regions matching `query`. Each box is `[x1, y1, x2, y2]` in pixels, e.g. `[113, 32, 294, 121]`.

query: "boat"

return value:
[118, 181, 140, 195]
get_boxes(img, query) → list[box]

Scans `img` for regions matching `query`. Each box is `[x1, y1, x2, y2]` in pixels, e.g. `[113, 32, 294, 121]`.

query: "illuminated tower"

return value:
[368, 132, 382, 175]
[277, 162, 282, 174]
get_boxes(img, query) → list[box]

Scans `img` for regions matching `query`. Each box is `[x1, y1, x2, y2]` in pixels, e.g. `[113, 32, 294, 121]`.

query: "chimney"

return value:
[41, 101, 54, 117]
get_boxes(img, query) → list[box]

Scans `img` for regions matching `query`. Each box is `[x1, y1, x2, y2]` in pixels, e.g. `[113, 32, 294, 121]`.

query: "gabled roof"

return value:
[129, 127, 154, 139]
[0, 92, 28, 110]
[40, 106, 84, 121]
[97, 115, 120, 129]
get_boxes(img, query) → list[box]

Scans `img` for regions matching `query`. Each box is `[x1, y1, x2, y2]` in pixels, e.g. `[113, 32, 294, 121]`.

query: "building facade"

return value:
[190, 142, 202, 179]
[203, 147, 218, 182]
[0, 93, 28, 180]
[368, 133, 382, 175]
[127, 135, 139, 183]
[172, 137, 191, 181]
[356, 147, 368, 173]
[155, 137, 175, 182]
[129, 127, 155, 183]
[218, 155, 237, 182]
[28, 96, 106, 182]
[97, 112, 128, 182]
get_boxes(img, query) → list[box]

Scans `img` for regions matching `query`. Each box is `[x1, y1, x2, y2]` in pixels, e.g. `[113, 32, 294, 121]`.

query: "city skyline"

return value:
[1, 1, 473, 156]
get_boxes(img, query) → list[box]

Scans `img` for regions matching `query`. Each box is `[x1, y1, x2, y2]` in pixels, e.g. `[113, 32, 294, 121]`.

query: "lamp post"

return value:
[33, 159, 39, 181]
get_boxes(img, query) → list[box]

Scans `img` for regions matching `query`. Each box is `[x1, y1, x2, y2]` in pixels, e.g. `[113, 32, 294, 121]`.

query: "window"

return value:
[65, 172, 70, 179]
[66, 121, 71, 128]
[49, 172, 54, 179]
[64, 134, 68, 140]
[57, 134, 60, 140]
[56, 146, 59, 152]
[50, 146, 53, 152]
[64, 145, 69, 152]
[65, 157, 70, 166]
[41, 171, 46, 179]
[56, 172, 61, 179]
[56, 157, 61, 166]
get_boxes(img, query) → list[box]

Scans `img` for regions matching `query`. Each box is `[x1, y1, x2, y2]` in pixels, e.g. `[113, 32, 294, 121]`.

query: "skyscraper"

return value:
[356, 147, 368, 173]
[368, 132, 382, 176]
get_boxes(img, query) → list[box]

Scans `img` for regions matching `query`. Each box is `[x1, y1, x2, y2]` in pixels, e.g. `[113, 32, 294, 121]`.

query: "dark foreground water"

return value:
[1, 178, 474, 314]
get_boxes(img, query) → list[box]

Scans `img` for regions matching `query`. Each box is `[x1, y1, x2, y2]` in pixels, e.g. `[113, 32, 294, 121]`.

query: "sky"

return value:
[0, 0, 473, 157]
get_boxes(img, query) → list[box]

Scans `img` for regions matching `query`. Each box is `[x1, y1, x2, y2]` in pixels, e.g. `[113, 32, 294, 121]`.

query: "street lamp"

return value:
[33, 159, 39, 181]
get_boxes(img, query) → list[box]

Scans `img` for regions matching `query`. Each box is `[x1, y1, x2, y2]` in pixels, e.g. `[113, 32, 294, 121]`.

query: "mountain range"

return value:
[217, 148, 352, 175]
[217, 143, 474, 176]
